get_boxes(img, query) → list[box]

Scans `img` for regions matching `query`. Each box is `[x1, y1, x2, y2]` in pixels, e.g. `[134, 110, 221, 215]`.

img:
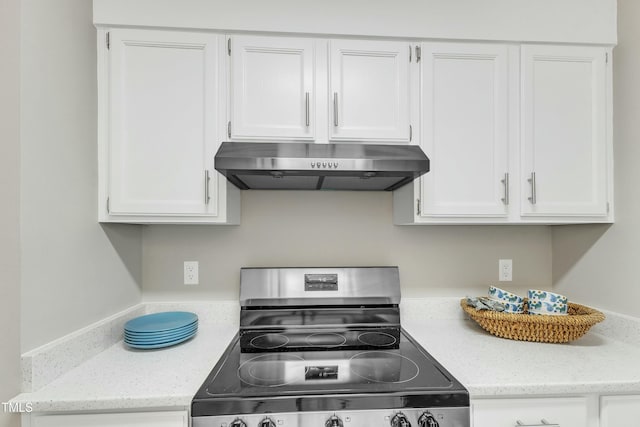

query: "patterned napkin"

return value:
[465, 296, 506, 312]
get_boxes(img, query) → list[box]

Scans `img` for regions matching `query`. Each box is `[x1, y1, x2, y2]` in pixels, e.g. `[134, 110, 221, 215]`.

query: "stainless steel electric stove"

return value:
[192, 267, 469, 427]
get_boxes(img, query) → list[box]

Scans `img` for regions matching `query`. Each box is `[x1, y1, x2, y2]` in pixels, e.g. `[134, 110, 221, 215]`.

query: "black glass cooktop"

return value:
[192, 329, 469, 417]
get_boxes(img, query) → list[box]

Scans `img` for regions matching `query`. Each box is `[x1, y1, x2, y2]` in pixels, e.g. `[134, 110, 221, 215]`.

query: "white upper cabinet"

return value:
[520, 44, 609, 218]
[228, 35, 315, 140]
[420, 42, 509, 218]
[99, 28, 239, 223]
[329, 40, 411, 142]
[394, 43, 612, 225]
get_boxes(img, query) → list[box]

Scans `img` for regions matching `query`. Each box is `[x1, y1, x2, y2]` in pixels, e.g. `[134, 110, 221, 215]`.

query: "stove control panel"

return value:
[192, 408, 469, 427]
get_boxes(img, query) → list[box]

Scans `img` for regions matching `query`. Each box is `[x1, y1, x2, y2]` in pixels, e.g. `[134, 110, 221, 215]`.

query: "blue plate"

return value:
[125, 326, 198, 343]
[124, 312, 198, 333]
[125, 322, 197, 338]
[125, 332, 196, 349]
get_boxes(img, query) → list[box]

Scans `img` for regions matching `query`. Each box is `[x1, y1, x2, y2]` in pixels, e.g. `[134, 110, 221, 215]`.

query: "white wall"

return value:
[19, 0, 143, 352]
[143, 191, 552, 301]
[552, 0, 640, 316]
[0, 0, 21, 423]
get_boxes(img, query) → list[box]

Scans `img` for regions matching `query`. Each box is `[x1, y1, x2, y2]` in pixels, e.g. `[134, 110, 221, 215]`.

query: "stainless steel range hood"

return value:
[214, 142, 430, 191]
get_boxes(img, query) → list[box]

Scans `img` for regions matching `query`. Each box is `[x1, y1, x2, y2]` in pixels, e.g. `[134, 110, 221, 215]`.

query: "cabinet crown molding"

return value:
[93, 0, 617, 45]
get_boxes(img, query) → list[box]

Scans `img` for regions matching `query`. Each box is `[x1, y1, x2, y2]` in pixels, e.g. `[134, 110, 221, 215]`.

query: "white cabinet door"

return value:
[472, 397, 589, 427]
[520, 45, 608, 218]
[420, 42, 509, 217]
[30, 411, 188, 427]
[228, 35, 315, 140]
[600, 395, 640, 427]
[106, 29, 222, 218]
[329, 40, 410, 142]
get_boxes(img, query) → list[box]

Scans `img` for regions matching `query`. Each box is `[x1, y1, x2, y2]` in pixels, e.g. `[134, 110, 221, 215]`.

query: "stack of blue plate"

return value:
[124, 311, 198, 349]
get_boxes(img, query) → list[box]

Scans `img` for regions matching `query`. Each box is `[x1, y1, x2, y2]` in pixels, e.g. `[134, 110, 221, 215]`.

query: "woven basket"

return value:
[460, 298, 605, 343]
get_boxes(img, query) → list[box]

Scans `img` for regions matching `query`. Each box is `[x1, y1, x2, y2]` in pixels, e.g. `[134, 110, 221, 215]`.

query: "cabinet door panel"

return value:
[330, 40, 410, 141]
[420, 42, 509, 217]
[472, 397, 588, 427]
[109, 29, 219, 216]
[31, 411, 188, 427]
[229, 36, 314, 140]
[600, 395, 640, 427]
[521, 45, 607, 217]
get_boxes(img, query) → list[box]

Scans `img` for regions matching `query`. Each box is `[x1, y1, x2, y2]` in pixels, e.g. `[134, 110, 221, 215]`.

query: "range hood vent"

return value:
[214, 142, 430, 191]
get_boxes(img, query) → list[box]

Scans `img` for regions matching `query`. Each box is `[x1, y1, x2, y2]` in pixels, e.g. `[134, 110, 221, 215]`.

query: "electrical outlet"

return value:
[184, 261, 199, 285]
[499, 259, 512, 282]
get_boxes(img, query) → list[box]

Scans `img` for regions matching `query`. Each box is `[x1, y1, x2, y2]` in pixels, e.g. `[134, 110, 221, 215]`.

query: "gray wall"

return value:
[552, 0, 639, 316]
[19, 0, 143, 352]
[143, 191, 552, 301]
[0, 0, 21, 423]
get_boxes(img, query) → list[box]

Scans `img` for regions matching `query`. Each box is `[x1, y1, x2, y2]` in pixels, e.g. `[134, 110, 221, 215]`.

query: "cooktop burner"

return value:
[349, 351, 419, 383]
[249, 333, 289, 349]
[358, 331, 397, 347]
[305, 333, 346, 347]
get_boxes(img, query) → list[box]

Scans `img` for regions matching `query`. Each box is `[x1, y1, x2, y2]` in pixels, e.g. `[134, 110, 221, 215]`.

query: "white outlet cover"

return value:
[499, 259, 512, 282]
[184, 261, 199, 285]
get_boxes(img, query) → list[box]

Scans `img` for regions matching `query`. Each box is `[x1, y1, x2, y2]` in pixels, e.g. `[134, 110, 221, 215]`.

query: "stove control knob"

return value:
[391, 413, 411, 427]
[259, 418, 276, 427]
[418, 412, 439, 427]
[230, 419, 247, 427]
[325, 415, 344, 427]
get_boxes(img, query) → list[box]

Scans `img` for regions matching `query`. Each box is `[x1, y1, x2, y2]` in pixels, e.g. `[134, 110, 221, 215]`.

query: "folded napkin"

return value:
[465, 296, 506, 312]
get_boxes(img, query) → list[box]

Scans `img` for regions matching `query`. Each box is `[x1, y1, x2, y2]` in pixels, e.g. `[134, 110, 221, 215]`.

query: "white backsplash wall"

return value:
[0, 0, 21, 424]
[143, 191, 551, 301]
[19, 0, 143, 352]
[552, 0, 640, 318]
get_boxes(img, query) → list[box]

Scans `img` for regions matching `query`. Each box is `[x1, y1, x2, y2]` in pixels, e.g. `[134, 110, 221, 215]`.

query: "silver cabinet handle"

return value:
[515, 420, 559, 427]
[333, 92, 339, 127]
[305, 92, 310, 127]
[527, 172, 536, 205]
[501, 172, 510, 205]
[204, 170, 211, 205]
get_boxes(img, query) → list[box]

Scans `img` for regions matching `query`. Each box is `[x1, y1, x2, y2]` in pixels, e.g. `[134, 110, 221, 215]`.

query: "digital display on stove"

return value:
[304, 274, 338, 291]
[305, 365, 338, 380]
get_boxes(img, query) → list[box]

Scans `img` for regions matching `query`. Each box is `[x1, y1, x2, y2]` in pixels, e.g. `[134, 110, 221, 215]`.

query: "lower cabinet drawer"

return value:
[28, 411, 189, 427]
[472, 397, 588, 427]
[600, 395, 640, 426]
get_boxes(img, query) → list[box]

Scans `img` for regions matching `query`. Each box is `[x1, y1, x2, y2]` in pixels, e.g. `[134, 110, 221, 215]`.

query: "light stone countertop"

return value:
[11, 299, 640, 413]
[11, 322, 237, 412]
[403, 318, 640, 398]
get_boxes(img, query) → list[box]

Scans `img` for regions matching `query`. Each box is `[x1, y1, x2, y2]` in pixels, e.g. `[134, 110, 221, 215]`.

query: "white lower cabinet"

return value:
[600, 395, 640, 427]
[472, 397, 593, 427]
[25, 411, 188, 427]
